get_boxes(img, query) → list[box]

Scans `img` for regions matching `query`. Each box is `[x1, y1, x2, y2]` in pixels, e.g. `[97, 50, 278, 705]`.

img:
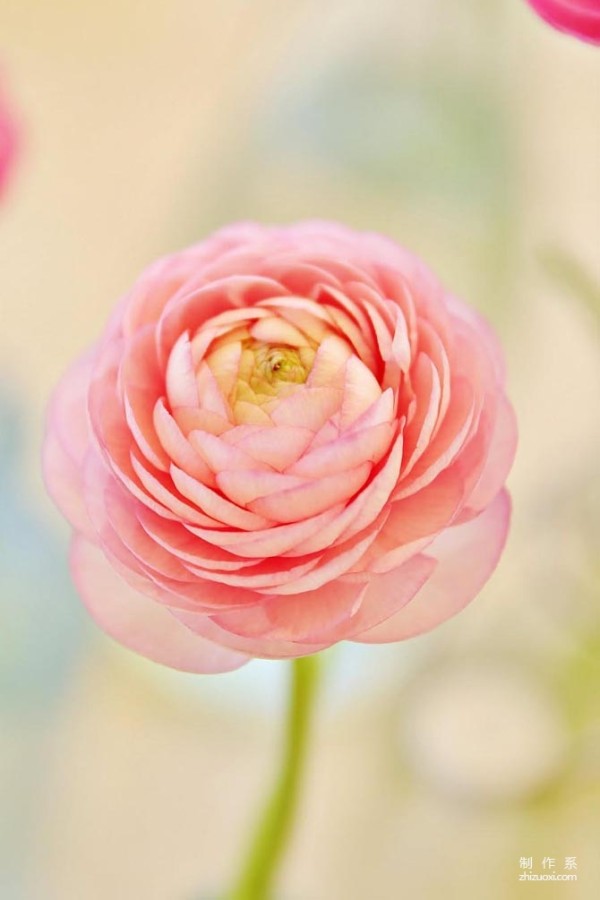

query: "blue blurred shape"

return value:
[0, 387, 86, 709]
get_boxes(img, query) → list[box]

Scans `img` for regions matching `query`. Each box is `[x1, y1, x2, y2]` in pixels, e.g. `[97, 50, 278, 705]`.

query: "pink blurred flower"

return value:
[525, 0, 600, 44]
[0, 76, 18, 197]
[43, 222, 517, 673]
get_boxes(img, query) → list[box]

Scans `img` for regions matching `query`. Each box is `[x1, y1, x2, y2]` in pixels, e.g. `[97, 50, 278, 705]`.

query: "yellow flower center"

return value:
[254, 346, 309, 386]
[234, 342, 315, 407]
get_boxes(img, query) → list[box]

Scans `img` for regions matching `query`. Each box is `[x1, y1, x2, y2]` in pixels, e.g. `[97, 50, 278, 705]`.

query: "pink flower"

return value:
[525, 0, 600, 44]
[43, 222, 517, 673]
[0, 76, 18, 198]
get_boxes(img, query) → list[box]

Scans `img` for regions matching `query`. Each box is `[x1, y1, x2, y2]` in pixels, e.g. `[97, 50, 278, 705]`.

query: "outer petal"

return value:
[42, 430, 95, 538]
[293, 553, 436, 644]
[461, 394, 517, 516]
[42, 351, 96, 537]
[211, 579, 369, 644]
[358, 467, 466, 574]
[173, 608, 332, 660]
[71, 536, 249, 673]
[46, 351, 95, 464]
[353, 490, 511, 643]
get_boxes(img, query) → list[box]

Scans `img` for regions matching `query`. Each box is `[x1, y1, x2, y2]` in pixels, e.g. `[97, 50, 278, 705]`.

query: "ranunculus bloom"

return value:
[525, 0, 600, 44]
[43, 222, 517, 673]
[0, 76, 18, 197]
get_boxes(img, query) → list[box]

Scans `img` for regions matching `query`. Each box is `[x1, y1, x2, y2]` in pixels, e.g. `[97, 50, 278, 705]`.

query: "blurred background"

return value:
[1, 1, 599, 898]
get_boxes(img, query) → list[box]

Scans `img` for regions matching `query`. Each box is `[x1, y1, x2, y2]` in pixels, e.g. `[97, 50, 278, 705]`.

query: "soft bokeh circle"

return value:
[43, 222, 517, 673]
[525, 0, 600, 44]
[0, 75, 19, 198]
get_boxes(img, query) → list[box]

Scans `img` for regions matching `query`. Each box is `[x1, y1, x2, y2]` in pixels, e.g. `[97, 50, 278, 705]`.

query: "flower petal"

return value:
[248, 462, 372, 523]
[224, 425, 314, 471]
[353, 490, 511, 642]
[153, 399, 216, 484]
[212, 579, 369, 643]
[288, 422, 394, 479]
[42, 431, 95, 537]
[271, 385, 342, 431]
[298, 553, 436, 643]
[185, 504, 344, 558]
[462, 395, 517, 515]
[339, 356, 382, 429]
[71, 537, 249, 673]
[165, 331, 200, 408]
[173, 607, 331, 660]
[170, 464, 273, 530]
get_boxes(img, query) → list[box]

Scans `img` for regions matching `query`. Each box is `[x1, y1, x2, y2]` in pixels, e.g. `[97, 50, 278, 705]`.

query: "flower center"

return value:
[234, 342, 315, 407]
[254, 345, 310, 386]
[198, 311, 323, 424]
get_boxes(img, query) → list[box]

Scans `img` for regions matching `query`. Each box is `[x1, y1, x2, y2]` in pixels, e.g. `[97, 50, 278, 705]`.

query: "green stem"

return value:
[226, 655, 322, 900]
